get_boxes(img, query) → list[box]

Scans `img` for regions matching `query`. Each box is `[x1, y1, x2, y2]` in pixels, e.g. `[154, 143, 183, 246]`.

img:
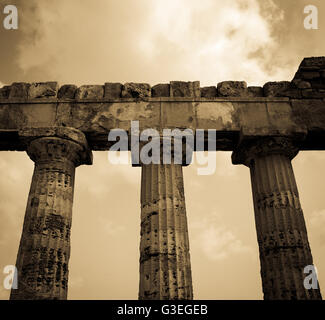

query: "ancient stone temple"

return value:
[0, 57, 324, 300]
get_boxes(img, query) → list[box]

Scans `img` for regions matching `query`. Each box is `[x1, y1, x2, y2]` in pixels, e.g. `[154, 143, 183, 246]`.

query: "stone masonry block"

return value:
[104, 83, 122, 99]
[58, 85, 78, 99]
[28, 82, 59, 99]
[217, 81, 247, 97]
[247, 86, 264, 97]
[300, 72, 321, 80]
[75, 85, 104, 99]
[200, 86, 217, 98]
[151, 83, 170, 97]
[0, 85, 10, 99]
[302, 89, 325, 99]
[121, 83, 151, 99]
[9, 82, 30, 99]
[263, 81, 291, 97]
[292, 80, 312, 89]
[300, 57, 325, 68]
[170, 81, 200, 98]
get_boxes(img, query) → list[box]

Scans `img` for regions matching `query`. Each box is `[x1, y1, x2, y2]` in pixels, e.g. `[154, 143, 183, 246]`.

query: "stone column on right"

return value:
[232, 136, 322, 300]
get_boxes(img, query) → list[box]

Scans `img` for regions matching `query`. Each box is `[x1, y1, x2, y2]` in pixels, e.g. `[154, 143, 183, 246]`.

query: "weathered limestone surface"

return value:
[122, 83, 151, 99]
[264, 81, 291, 97]
[9, 82, 30, 99]
[139, 163, 192, 300]
[137, 124, 194, 299]
[1, 58, 325, 151]
[151, 84, 170, 97]
[28, 82, 59, 99]
[217, 81, 247, 97]
[10, 127, 92, 300]
[200, 86, 217, 98]
[232, 136, 322, 300]
[58, 85, 77, 99]
[75, 85, 104, 99]
[247, 86, 264, 97]
[170, 81, 200, 98]
[104, 83, 123, 99]
[2, 97, 315, 151]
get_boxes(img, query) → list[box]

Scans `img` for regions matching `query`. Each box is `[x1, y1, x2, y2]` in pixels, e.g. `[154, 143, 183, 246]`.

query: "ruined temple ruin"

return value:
[0, 57, 324, 300]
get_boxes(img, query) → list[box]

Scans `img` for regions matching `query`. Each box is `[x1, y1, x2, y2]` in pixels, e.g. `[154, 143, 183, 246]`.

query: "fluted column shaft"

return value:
[233, 137, 322, 300]
[11, 128, 92, 300]
[139, 163, 193, 300]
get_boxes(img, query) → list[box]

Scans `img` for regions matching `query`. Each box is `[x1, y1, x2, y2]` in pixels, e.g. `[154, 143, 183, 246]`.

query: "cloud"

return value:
[16, 0, 288, 86]
[68, 275, 84, 289]
[310, 209, 325, 246]
[310, 209, 325, 225]
[191, 213, 253, 261]
[0, 153, 32, 244]
[145, 0, 288, 85]
[294, 151, 325, 166]
[199, 225, 253, 260]
[96, 217, 126, 236]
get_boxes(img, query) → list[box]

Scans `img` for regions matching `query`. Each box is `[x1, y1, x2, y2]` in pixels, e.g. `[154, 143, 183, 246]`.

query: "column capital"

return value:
[19, 127, 93, 167]
[232, 135, 301, 167]
[132, 135, 193, 167]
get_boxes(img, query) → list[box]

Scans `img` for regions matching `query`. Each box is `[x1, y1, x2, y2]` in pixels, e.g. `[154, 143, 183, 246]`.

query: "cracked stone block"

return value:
[28, 82, 59, 99]
[283, 89, 302, 99]
[151, 83, 170, 97]
[58, 85, 78, 99]
[302, 89, 325, 98]
[217, 81, 247, 97]
[0, 85, 10, 99]
[200, 86, 217, 98]
[300, 57, 325, 68]
[263, 81, 291, 97]
[247, 86, 264, 97]
[300, 72, 321, 80]
[9, 82, 30, 99]
[170, 81, 200, 98]
[104, 83, 122, 98]
[121, 83, 151, 98]
[292, 80, 311, 89]
[293, 58, 325, 83]
[75, 85, 104, 99]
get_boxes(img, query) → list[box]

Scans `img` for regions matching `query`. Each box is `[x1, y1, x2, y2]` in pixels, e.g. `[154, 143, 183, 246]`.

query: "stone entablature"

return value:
[0, 57, 325, 152]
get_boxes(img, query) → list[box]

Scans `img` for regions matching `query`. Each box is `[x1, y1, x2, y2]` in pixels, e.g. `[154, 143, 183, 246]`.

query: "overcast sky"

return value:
[0, 0, 324, 299]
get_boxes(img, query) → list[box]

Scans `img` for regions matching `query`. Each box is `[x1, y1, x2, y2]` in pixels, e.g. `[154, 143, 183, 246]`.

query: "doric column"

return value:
[136, 137, 193, 300]
[10, 127, 92, 300]
[232, 136, 322, 300]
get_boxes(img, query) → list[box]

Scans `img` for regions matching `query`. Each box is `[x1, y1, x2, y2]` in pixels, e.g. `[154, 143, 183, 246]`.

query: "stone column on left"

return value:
[10, 127, 92, 300]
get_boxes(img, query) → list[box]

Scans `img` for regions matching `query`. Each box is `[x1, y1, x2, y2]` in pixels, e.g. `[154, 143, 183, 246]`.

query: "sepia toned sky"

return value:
[0, 0, 324, 299]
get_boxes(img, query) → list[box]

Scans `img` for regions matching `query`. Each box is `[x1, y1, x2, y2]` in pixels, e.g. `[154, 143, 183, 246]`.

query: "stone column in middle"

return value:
[136, 136, 193, 300]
